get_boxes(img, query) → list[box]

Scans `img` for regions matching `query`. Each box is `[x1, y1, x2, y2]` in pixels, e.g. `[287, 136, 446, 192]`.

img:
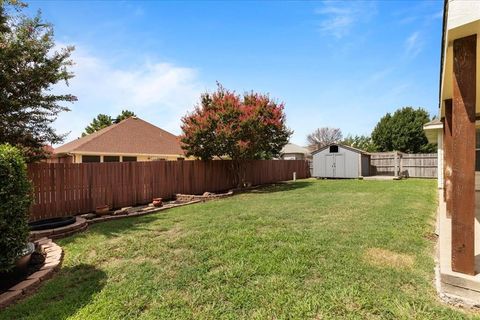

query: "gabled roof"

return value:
[55, 117, 185, 156]
[311, 143, 369, 155]
[280, 143, 311, 155]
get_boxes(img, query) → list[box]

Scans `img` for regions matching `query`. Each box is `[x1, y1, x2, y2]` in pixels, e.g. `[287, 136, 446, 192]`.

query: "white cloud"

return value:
[405, 31, 423, 58]
[51, 45, 204, 145]
[315, 1, 377, 39]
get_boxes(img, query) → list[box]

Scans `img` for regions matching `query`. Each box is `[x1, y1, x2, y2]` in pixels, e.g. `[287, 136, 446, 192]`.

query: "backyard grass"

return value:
[1, 179, 477, 319]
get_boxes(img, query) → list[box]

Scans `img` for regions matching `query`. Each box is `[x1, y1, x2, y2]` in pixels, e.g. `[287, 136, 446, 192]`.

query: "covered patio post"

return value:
[443, 99, 453, 218]
[451, 34, 476, 275]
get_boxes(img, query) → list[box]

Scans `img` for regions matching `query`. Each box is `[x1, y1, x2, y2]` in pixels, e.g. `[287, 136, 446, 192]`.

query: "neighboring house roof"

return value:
[42, 145, 55, 154]
[55, 117, 185, 156]
[280, 143, 311, 155]
[423, 118, 443, 144]
[311, 143, 369, 156]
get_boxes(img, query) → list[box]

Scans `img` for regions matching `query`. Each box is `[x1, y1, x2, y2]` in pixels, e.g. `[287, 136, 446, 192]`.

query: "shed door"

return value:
[325, 154, 335, 177]
[334, 154, 345, 177]
[325, 154, 345, 177]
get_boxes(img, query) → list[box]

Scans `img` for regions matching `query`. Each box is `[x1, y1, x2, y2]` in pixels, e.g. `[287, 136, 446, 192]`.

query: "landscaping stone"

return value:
[176, 191, 233, 203]
[81, 213, 98, 220]
[27, 269, 53, 281]
[113, 209, 128, 215]
[9, 278, 40, 293]
[0, 290, 22, 308]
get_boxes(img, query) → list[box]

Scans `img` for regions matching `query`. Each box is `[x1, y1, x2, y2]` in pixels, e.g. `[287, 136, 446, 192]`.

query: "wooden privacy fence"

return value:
[370, 152, 437, 178]
[27, 160, 310, 222]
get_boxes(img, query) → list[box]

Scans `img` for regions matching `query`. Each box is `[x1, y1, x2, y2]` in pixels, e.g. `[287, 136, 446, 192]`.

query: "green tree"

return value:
[115, 109, 136, 123]
[371, 107, 436, 153]
[0, 1, 76, 161]
[82, 114, 113, 136]
[342, 134, 377, 152]
[0, 144, 32, 272]
[82, 110, 137, 136]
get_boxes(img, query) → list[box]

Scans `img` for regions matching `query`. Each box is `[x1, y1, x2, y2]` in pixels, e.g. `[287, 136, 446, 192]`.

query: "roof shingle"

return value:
[54, 117, 185, 156]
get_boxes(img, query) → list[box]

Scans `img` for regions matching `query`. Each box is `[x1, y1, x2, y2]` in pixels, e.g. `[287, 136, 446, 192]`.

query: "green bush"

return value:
[0, 144, 32, 272]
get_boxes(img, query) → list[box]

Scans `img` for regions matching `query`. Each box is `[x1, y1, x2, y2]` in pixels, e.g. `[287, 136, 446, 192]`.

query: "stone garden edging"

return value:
[175, 191, 234, 203]
[0, 187, 271, 310]
[0, 238, 63, 309]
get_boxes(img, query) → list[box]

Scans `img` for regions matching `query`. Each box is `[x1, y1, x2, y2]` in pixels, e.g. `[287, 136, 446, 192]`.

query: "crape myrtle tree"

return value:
[180, 84, 292, 187]
[371, 107, 436, 153]
[0, 1, 76, 161]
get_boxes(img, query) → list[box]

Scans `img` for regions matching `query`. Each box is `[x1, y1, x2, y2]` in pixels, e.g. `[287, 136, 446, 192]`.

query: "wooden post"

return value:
[451, 35, 476, 275]
[399, 153, 403, 177]
[444, 99, 453, 218]
[394, 152, 398, 177]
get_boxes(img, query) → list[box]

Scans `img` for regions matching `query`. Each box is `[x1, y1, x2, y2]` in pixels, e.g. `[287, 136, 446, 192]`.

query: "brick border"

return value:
[30, 218, 88, 241]
[86, 200, 201, 225]
[175, 191, 234, 203]
[0, 238, 63, 309]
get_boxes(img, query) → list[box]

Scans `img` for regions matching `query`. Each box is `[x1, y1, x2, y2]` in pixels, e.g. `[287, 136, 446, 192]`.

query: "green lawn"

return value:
[1, 179, 477, 319]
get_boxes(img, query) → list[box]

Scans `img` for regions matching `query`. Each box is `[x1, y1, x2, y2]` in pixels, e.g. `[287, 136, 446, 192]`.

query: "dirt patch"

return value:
[164, 226, 185, 242]
[304, 271, 323, 286]
[424, 232, 438, 242]
[364, 248, 414, 269]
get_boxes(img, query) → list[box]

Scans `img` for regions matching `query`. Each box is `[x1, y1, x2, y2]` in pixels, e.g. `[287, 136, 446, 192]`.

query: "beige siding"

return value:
[73, 153, 187, 163]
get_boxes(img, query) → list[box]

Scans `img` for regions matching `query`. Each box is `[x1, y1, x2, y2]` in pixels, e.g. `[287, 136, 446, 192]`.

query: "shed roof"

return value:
[55, 117, 185, 156]
[311, 143, 369, 156]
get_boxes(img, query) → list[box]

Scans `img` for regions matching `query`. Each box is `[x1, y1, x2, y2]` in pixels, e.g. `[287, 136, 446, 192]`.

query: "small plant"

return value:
[0, 144, 32, 272]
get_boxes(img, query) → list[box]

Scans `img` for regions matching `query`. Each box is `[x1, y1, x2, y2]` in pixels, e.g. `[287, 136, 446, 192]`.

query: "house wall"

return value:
[312, 146, 360, 178]
[72, 153, 186, 163]
[281, 153, 305, 160]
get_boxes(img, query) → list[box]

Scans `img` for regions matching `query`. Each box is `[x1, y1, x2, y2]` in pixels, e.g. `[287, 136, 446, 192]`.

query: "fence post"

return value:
[399, 153, 403, 177]
[394, 152, 398, 178]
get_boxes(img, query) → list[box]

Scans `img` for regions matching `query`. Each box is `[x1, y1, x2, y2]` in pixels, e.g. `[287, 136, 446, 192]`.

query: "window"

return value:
[82, 155, 100, 163]
[122, 156, 137, 162]
[104, 156, 120, 162]
[329, 145, 339, 153]
[476, 129, 480, 171]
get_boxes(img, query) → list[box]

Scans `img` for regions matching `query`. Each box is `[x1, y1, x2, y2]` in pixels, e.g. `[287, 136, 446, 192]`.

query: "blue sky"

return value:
[25, 0, 443, 146]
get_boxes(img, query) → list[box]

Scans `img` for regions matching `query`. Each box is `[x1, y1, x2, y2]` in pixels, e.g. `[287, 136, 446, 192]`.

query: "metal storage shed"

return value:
[312, 144, 370, 178]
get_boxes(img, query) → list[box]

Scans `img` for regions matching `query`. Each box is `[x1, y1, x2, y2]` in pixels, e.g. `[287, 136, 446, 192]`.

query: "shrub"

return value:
[0, 144, 32, 272]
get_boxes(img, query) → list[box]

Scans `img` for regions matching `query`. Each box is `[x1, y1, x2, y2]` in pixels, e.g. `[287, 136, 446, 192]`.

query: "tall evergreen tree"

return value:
[82, 109, 137, 136]
[0, 1, 76, 161]
[114, 109, 136, 123]
[82, 114, 113, 136]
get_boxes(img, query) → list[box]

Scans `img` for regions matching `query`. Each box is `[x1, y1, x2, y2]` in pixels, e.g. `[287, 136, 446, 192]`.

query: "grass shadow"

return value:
[0, 264, 107, 320]
[61, 213, 168, 244]
[243, 180, 315, 194]
[61, 180, 314, 242]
